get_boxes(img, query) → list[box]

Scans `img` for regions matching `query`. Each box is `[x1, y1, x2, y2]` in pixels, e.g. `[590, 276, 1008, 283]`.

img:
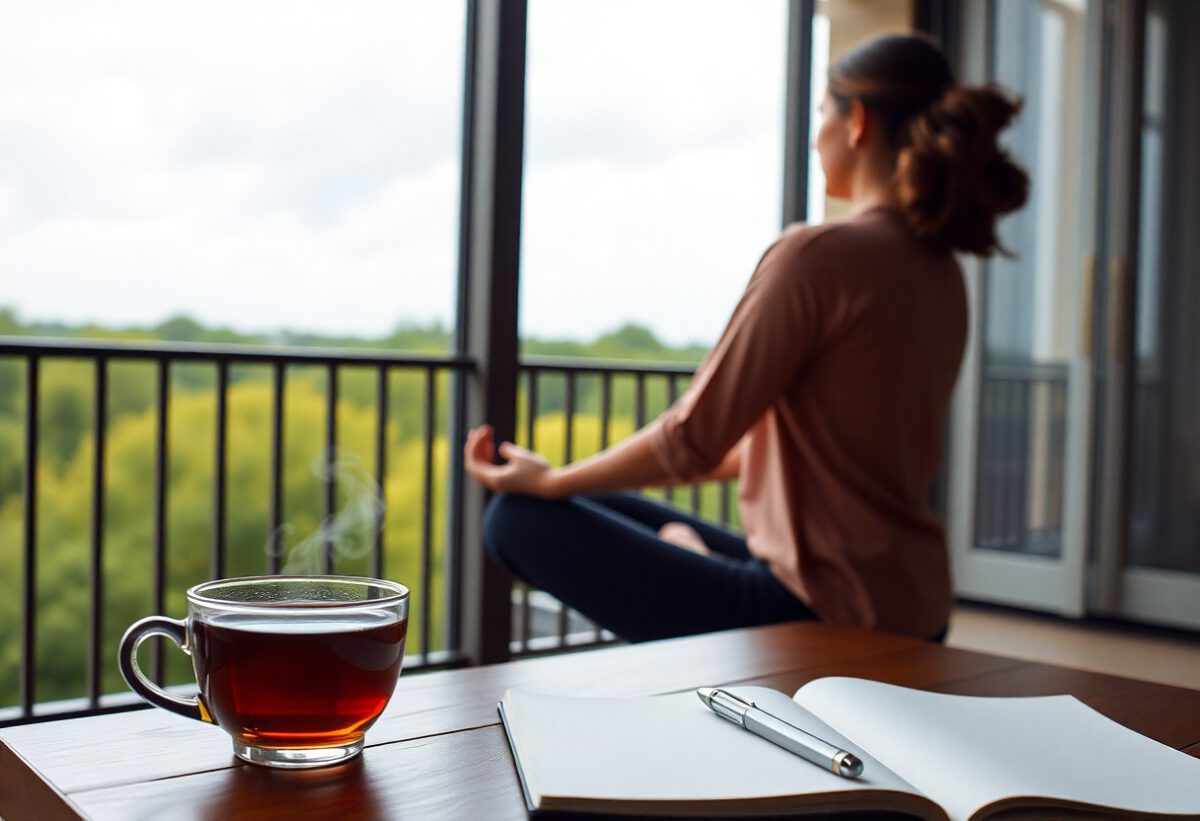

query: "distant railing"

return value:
[974, 363, 1069, 555]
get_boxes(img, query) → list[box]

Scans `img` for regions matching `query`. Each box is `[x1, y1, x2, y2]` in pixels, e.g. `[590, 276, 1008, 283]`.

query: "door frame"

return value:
[944, 0, 1100, 617]
[948, 0, 1200, 630]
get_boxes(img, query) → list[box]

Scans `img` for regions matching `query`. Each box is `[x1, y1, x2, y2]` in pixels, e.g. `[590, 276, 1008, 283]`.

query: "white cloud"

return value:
[0, 1, 464, 336]
[3, 158, 460, 336]
[521, 0, 788, 344]
[0, 0, 791, 345]
[525, 0, 787, 169]
[521, 129, 783, 345]
[0, 179, 18, 225]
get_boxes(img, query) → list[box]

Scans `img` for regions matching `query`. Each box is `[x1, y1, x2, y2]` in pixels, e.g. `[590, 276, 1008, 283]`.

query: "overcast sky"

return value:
[0, 1, 790, 346]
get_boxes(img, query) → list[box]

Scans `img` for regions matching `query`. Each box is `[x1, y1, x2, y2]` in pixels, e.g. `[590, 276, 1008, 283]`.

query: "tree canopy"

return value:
[0, 310, 731, 710]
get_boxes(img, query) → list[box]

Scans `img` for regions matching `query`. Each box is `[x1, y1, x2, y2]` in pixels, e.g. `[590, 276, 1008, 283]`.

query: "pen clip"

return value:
[703, 687, 755, 725]
[710, 688, 754, 709]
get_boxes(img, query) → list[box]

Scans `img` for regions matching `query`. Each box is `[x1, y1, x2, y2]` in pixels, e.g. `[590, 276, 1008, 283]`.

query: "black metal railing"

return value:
[0, 337, 474, 725]
[1, 338, 1082, 723]
[974, 363, 1070, 555]
[0, 339, 724, 723]
[509, 357, 738, 657]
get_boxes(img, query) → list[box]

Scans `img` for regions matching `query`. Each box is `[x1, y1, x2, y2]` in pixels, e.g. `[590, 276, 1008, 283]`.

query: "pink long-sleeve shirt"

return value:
[649, 206, 967, 638]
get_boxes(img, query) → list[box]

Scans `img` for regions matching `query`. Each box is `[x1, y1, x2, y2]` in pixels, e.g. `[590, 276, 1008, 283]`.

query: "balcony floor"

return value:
[947, 602, 1200, 690]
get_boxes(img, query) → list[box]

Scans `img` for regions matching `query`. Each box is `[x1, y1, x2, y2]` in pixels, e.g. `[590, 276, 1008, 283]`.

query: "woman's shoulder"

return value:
[757, 221, 840, 274]
[777, 207, 910, 250]
[743, 222, 856, 312]
[759, 213, 881, 280]
[772, 208, 953, 273]
[753, 209, 959, 312]
[772, 219, 841, 251]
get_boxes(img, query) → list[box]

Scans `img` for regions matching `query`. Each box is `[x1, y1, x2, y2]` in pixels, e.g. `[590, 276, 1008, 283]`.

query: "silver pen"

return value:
[697, 687, 864, 779]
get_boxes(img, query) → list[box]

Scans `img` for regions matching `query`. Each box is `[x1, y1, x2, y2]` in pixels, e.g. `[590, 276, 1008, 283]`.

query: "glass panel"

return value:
[0, 2, 464, 346]
[518, 1, 787, 648]
[807, 0, 914, 224]
[0, 3, 466, 708]
[521, 0, 787, 350]
[1126, 0, 1200, 573]
[974, 0, 1087, 556]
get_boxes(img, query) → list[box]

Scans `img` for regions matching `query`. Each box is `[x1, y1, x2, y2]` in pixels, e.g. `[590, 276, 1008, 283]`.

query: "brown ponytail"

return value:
[829, 34, 1029, 257]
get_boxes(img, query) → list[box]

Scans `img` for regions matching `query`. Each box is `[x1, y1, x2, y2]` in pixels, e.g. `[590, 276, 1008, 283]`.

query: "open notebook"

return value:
[498, 677, 1200, 819]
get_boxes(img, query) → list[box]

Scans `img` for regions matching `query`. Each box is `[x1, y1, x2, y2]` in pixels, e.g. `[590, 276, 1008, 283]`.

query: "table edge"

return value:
[0, 737, 86, 821]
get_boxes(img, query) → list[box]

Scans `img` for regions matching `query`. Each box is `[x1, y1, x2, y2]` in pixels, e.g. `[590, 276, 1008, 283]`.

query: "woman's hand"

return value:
[464, 424, 561, 498]
[464, 420, 670, 500]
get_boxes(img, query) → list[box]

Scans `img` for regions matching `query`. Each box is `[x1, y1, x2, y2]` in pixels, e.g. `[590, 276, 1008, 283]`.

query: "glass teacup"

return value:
[119, 575, 409, 769]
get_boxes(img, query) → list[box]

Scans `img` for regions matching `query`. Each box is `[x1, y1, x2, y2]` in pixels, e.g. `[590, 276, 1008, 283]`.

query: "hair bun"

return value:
[828, 34, 1029, 255]
[896, 84, 1029, 256]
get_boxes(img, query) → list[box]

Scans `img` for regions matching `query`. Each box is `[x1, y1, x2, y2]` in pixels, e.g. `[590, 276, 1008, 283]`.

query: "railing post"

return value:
[21, 356, 39, 718]
[451, 0, 526, 665]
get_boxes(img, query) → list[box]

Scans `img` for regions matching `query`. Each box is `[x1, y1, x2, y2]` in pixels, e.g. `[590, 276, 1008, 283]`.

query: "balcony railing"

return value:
[509, 357, 738, 657]
[0, 337, 727, 724]
[972, 363, 1165, 559]
[974, 363, 1069, 555]
[1, 336, 1072, 725]
[0, 337, 474, 725]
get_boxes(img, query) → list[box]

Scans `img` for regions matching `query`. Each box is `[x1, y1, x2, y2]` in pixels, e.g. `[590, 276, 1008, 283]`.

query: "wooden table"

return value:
[3, 622, 1200, 820]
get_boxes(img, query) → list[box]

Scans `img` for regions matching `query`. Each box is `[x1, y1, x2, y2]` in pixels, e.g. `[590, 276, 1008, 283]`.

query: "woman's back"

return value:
[779, 206, 966, 509]
[736, 206, 967, 638]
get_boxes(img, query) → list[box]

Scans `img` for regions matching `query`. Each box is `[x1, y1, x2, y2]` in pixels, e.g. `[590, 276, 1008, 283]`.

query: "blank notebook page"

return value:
[797, 677, 1200, 820]
[501, 686, 918, 803]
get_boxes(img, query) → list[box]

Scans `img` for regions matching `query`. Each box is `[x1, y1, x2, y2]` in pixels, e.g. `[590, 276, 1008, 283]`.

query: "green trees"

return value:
[1, 371, 458, 703]
[0, 313, 725, 710]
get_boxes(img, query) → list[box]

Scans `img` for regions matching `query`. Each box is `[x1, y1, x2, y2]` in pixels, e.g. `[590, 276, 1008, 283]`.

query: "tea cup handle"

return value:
[118, 616, 212, 723]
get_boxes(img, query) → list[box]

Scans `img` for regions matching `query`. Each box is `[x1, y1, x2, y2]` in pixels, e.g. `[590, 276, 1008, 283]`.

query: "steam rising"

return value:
[267, 451, 385, 575]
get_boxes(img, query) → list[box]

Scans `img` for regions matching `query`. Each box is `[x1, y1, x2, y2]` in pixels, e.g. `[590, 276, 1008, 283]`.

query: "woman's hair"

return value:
[828, 33, 1029, 257]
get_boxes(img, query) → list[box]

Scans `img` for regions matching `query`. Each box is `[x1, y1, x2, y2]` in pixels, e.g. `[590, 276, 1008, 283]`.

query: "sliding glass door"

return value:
[949, 0, 1200, 629]
[947, 0, 1094, 615]
[1094, 0, 1200, 628]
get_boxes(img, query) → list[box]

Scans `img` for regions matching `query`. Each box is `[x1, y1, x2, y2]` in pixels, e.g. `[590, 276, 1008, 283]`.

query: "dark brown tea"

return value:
[191, 612, 407, 748]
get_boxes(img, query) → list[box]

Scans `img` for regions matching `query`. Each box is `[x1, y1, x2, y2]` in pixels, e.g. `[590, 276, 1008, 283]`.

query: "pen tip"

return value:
[696, 687, 715, 706]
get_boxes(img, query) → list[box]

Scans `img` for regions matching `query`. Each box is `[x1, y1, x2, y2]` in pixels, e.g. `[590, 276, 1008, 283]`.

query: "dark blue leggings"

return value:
[483, 492, 817, 643]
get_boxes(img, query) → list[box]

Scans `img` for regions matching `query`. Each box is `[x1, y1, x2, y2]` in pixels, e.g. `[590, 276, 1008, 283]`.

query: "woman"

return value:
[464, 33, 1028, 643]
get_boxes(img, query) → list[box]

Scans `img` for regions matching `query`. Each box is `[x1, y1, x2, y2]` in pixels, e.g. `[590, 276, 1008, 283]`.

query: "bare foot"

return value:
[658, 522, 710, 556]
